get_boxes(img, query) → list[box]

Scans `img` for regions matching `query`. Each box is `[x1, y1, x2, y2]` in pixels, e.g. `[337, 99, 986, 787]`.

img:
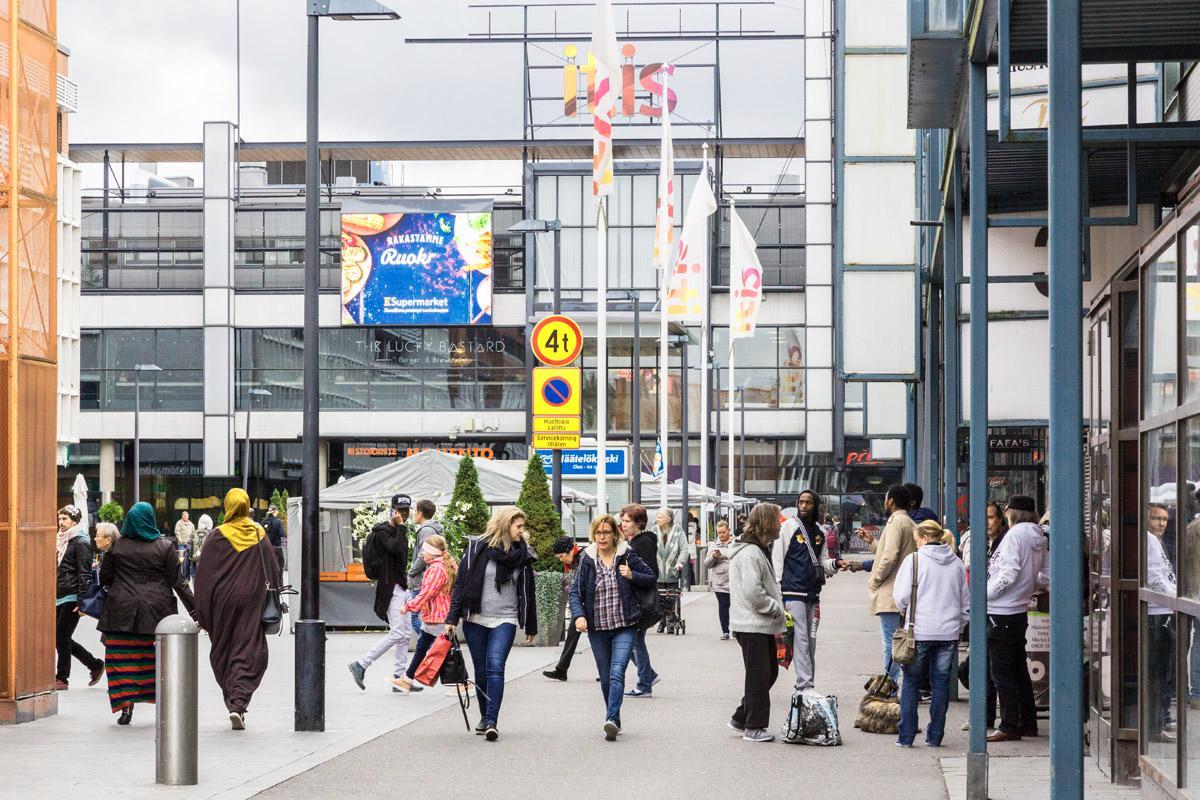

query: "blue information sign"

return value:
[537, 448, 627, 478]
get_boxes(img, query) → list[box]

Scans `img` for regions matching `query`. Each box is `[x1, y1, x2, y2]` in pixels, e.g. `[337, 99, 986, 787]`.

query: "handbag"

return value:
[79, 566, 106, 619]
[891, 555, 919, 666]
[440, 638, 476, 731]
[255, 536, 286, 635]
[413, 634, 452, 687]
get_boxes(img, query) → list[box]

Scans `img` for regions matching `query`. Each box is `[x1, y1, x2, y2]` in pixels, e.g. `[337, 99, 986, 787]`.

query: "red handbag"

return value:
[413, 635, 452, 687]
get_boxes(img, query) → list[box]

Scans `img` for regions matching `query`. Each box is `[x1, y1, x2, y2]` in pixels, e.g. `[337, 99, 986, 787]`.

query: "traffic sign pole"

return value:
[552, 226, 562, 515]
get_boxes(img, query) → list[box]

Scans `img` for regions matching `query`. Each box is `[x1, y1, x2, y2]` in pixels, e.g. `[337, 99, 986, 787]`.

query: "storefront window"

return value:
[1142, 425, 1178, 772]
[81, 329, 204, 410]
[1182, 418, 1200, 602]
[1143, 604, 1178, 774]
[1144, 244, 1179, 418]
[713, 326, 805, 409]
[1183, 222, 1200, 403]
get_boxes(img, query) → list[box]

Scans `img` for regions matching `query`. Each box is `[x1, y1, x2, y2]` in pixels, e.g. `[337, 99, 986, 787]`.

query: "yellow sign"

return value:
[531, 314, 584, 367]
[534, 415, 581, 433]
[533, 432, 581, 449]
[532, 367, 582, 416]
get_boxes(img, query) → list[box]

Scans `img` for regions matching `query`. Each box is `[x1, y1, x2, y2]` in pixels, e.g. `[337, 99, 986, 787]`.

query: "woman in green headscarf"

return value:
[98, 501, 195, 726]
[194, 488, 281, 731]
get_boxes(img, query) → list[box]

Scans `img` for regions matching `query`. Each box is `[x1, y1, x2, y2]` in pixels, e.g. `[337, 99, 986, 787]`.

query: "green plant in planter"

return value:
[448, 456, 490, 542]
[516, 453, 564, 573]
[98, 501, 124, 526]
[533, 571, 566, 645]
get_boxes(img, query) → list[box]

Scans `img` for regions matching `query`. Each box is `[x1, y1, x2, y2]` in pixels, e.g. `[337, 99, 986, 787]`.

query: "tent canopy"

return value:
[638, 476, 752, 507]
[316, 449, 597, 510]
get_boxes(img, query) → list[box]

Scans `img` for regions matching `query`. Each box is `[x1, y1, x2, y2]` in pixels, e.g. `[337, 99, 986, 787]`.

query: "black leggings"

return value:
[406, 630, 439, 680]
[56, 603, 102, 682]
[715, 592, 731, 634]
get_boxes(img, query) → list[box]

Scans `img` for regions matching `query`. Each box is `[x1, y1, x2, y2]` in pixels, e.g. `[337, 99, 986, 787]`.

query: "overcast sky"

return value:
[61, 1, 803, 187]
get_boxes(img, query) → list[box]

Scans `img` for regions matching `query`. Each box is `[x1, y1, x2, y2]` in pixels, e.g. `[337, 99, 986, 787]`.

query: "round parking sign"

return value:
[542, 377, 572, 407]
[531, 314, 583, 367]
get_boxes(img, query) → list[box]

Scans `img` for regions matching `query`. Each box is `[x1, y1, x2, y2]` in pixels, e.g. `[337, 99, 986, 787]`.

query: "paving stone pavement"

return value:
[940, 756, 1139, 800]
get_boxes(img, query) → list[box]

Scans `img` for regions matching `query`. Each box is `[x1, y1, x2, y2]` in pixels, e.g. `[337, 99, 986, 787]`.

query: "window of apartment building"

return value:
[710, 325, 805, 409]
[80, 329, 205, 410]
[717, 203, 805, 287]
[234, 326, 527, 411]
[82, 208, 204, 290]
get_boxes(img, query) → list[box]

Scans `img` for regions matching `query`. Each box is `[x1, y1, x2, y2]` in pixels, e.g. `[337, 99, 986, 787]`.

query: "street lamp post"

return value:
[301, 0, 399, 734]
[508, 218, 563, 512]
[738, 385, 746, 497]
[132, 363, 162, 503]
[242, 388, 272, 492]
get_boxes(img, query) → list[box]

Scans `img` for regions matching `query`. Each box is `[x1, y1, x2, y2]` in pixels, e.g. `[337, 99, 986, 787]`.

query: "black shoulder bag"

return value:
[255, 535, 289, 635]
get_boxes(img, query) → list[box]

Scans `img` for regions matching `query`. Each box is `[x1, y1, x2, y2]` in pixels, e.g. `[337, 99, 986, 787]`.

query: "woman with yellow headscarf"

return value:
[194, 488, 281, 730]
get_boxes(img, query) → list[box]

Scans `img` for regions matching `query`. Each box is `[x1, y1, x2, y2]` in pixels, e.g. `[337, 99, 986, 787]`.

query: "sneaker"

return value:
[89, 662, 105, 687]
[742, 728, 775, 743]
[475, 719, 487, 735]
[117, 706, 133, 726]
[650, 675, 661, 688]
[896, 741, 913, 748]
[484, 724, 499, 742]
[625, 688, 652, 698]
[229, 711, 246, 730]
[604, 720, 620, 741]
[54, 679, 68, 691]
[961, 722, 970, 731]
[727, 719, 746, 733]
[720, 633, 730, 640]
[543, 670, 567, 682]
[919, 691, 932, 704]
[391, 678, 413, 694]
[348, 661, 366, 691]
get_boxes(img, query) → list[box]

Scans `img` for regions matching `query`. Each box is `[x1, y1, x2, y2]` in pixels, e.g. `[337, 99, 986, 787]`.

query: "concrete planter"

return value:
[531, 571, 566, 646]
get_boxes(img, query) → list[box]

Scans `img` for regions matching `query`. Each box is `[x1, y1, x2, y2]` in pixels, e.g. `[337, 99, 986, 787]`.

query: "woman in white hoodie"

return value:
[893, 519, 969, 747]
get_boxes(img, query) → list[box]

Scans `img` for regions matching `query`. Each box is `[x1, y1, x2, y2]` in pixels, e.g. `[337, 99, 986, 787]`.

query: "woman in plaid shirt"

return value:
[569, 514, 657, 741]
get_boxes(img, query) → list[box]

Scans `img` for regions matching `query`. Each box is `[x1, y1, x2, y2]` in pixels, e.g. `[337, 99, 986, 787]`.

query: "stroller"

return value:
[656, 584, 686, 635]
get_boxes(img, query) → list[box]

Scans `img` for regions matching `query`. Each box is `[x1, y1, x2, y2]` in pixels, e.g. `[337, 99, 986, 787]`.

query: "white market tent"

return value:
[637, 475, 752, 507]
[285, 449, 596, 627]
[316, 448, 597, 509]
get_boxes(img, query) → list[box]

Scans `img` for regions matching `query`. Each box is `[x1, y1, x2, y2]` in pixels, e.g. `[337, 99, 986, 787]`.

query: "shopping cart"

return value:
[657, 586, 686, 635]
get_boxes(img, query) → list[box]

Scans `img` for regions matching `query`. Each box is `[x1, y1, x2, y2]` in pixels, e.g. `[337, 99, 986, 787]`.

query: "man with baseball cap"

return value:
[349, 494, 422, 693]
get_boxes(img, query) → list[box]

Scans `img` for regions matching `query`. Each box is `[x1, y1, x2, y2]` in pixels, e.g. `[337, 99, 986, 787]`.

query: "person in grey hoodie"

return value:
[984, 495, 1048, 742]
[893, 519, 969, 747]
[727, 503, 786, 743]
[408, 499, 443, 639]
[705, 519, 734, 638]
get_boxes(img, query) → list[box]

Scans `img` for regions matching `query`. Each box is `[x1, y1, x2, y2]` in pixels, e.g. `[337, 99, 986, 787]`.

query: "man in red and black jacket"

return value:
[543, 536, 584, 681]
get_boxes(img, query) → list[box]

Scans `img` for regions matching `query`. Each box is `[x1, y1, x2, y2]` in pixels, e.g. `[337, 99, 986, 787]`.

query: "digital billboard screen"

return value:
[340, 199, 494, 326]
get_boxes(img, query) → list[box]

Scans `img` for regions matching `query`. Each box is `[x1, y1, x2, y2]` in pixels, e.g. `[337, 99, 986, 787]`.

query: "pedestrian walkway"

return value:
[3, 572, 1126, 799]
[940, 756, 1139, 800]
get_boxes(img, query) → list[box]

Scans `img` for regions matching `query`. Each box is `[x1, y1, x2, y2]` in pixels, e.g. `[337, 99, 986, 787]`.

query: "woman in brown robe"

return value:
[194, 488, 281, 730]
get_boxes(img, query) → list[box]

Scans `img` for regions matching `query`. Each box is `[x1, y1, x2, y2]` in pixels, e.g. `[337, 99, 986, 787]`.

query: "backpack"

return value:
[782, 689, 843, 746]
[362, 526, 386, 581]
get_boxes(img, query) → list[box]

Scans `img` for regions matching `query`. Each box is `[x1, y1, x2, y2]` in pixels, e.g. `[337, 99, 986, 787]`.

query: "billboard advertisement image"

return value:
[341, 199, 494, 326]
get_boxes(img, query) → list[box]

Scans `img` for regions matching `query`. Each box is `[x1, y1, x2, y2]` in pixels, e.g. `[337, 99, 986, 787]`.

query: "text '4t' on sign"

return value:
[531, 314, 583, 367]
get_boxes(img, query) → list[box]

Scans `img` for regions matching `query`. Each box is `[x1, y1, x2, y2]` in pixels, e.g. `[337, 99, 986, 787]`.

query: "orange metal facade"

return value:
[0, 0, 59, 724]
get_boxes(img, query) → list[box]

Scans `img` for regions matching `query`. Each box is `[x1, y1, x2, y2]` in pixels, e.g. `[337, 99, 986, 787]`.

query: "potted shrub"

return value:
[517, 454, 567, 646]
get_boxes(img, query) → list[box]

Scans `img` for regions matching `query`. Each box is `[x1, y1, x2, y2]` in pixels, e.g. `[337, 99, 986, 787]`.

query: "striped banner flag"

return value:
[590, 0, 620, 199]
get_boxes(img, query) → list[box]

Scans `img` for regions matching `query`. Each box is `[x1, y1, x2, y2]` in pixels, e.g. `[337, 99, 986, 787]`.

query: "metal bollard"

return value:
[155, 614, 199, 786]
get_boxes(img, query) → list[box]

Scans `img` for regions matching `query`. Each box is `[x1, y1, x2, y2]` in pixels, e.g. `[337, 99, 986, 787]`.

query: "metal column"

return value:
[632, 295, 642, 503]
[966, 62, 990, 800]
[680, 336, 689, 523]
[1048, 2, 1085, 797]
[551, 224, 562, 513]
[296, 10, 326, 733]
[942, 162, 961, 534]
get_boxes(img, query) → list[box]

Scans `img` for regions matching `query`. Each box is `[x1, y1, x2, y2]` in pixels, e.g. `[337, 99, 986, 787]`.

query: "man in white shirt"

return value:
[1146, 502, 1177, 742]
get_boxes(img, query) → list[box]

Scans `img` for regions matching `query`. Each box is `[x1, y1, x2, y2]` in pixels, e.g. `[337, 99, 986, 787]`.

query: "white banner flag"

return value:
[729, 205, 764, 341]
[667, 160, 717, 322]
[652, 68, 675, 267]
[590, 0, 620, 199]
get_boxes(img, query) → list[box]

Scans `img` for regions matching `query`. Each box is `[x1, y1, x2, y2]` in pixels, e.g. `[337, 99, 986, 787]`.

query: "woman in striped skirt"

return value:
[98, 502, 195, 725]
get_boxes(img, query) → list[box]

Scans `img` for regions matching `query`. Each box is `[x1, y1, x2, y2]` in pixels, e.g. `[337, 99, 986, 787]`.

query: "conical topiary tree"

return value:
[448, 455, 490, 551]
[517, 453, 565, 573]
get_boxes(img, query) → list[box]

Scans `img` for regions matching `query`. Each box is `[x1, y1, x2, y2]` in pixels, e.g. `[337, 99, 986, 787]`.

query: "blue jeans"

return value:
[628, 627, 658, 692]
[899, 640, 955, 746]
[878, 612, 901, 682]
[462, 621, 516, 725]
[411, 612, 423, 638]
[589, 626, 636, 726]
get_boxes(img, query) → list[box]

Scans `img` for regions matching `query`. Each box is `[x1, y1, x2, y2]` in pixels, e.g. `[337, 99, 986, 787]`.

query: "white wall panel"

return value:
[807, 410, 833, 451]
[842, 271, 916, 375]
[808, 367, 833, 409]
[806, 326, 833, 368]
[844, 0, 907, 47]
[871, 439, 904, 460]
[961, 318, 1050, 422]
[843, 163, 916, 264]
[866, 381, 908, 434]
[844, 55, 915, 157]
[807, 244, 832, 284]
[806, 121, 833, 161]
[806, 286, 833, 327]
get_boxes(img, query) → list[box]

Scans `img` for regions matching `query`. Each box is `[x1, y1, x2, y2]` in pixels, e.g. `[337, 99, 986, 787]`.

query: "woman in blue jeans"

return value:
[445, 506, 537, 742]
[892, 520, 969, 747]
[569, 514, 657, 740]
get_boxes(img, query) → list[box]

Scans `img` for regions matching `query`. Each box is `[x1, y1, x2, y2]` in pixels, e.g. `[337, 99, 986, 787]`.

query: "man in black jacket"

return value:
[621, 503, 660, 698]
[55, 505, 104, 690]
[348, 494, 422, 693]
[263, 505, 285, 575]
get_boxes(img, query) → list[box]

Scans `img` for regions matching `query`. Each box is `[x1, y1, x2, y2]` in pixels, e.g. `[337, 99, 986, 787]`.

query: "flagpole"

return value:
[698, 144, 711, 547]
[597, 199, 608, 515]
[727, 196, 737, 524]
